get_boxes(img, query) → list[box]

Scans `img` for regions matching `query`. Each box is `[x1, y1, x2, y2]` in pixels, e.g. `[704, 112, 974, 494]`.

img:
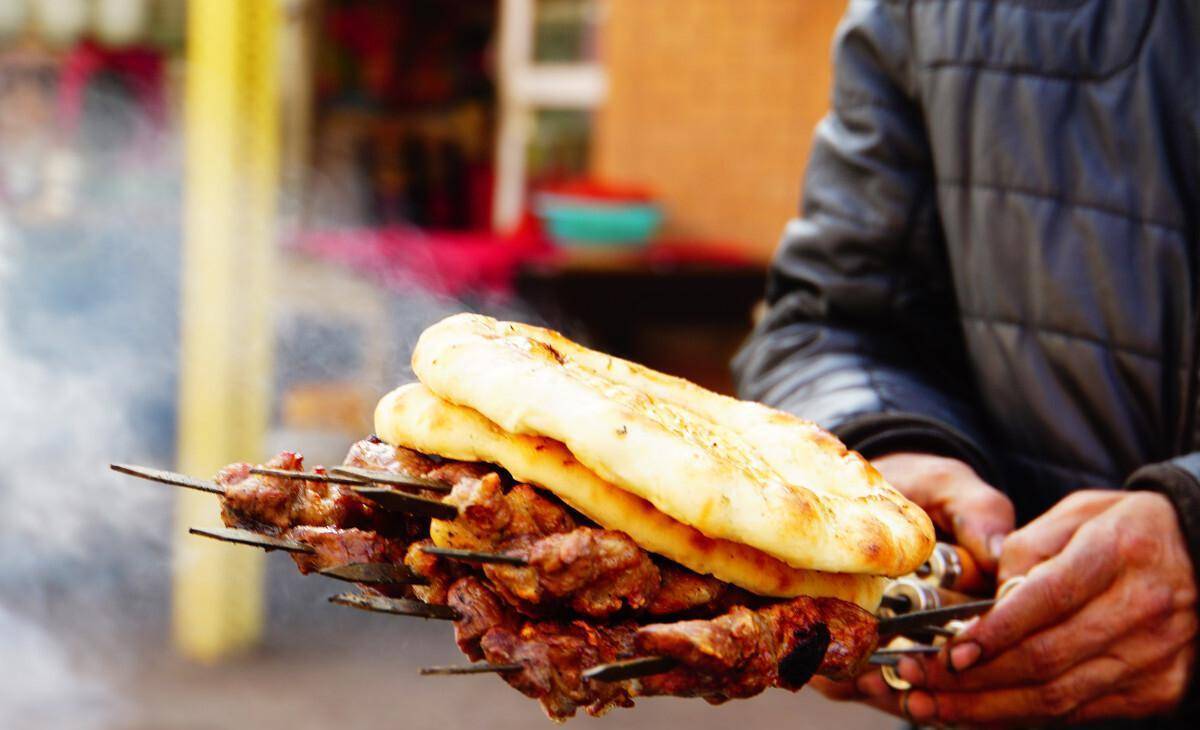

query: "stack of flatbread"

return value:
[375, 314, 934, 610]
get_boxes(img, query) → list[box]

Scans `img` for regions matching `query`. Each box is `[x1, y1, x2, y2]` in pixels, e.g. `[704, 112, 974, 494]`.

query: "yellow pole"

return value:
[173, 0, 281, 662]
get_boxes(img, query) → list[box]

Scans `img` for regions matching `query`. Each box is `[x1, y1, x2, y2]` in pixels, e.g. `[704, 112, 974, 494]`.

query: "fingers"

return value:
[902, 654, 1127, 726]
[947, 487, 1015, 573]
[871, 453, 1014, 572]
[906, 620, 1197, 726]
[1067, 651, 1195, 724]
[997, 490, 1123, 582]
[906, 573, 1169, 690]
[944, 518, 1121, 672]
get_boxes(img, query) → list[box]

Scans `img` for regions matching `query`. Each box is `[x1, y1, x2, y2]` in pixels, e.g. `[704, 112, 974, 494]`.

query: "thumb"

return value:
[946, 489, 1015, 574]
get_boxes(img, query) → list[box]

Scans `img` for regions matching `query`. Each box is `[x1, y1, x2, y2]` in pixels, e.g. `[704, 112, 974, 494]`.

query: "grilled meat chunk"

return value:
[218, 452, 387, 533]
[484, 528, 661, 618]
[287, 526, 408, 575]
[481, 621, 638, 720]
[468, 595, 876, 719]
[346, 437, 492, 486]
[434, 473, 576, 550]
[635, 595, 878, 699]
[447, 576, 520, 660]
[405, 538, 470, 605]
[646, 564, 747, 617]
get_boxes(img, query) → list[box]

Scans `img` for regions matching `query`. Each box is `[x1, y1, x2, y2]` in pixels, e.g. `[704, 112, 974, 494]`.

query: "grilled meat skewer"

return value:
[220, 442, 749, 619]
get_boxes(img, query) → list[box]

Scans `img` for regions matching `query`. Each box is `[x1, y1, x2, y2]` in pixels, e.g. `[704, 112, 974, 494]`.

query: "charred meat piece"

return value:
[484, 528, 661, 618]
[435, 474, 576, 550]
[645, 563, 750, 617]
[634, 595, 879, 704]
[287, 526, 408, 575]
[481, 620, 638, 720]
[218, 442, 484, 540]
[346, 437, 493, 487]
[446, 576, 521, 660]
[465, 596, 876, 719]
[405, 538, 469, 605]
[435, 475, 731, 618]
[218, 452, 387, 533]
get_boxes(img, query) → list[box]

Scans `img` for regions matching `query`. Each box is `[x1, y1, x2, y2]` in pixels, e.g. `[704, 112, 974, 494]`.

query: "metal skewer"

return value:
[420, 546, 529, 566]
[420, 663, 523, 676]
[876, 599, 995, 637]
[352, 487, 459, 520]
[872, 645, 942, 657]
[329, 592, 461, 620]
[330, 466, 453, 494]
[110, 464, 225, 495]
[249, 467, 365, 485]
[189, 526, 315, 554]
[583, 643, 945, 683]
[582, 656, 677, 682]
[318, 562, 428, 586]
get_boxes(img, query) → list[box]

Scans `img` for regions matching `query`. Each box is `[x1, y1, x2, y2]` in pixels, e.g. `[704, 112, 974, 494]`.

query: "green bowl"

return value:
[535, 194, 663, 247]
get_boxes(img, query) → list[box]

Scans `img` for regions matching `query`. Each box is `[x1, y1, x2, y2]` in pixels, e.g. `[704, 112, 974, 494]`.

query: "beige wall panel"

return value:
[595, 0, 846, 262]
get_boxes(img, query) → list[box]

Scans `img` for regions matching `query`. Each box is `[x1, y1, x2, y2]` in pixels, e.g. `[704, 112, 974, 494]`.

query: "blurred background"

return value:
[0, 1, 889, 728]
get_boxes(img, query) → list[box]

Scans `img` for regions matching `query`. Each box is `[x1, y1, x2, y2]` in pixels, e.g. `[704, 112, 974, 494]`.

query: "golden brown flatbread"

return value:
[411, 314, 934, 577]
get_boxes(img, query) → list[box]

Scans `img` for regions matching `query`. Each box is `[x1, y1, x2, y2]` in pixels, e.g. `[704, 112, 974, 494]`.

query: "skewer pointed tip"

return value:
[582, 656, 677, 683]
[188, 526, 315, 554]
[328, 592, 460, 621]
[419, 663, 522, 676]
[318, 562, 429, 586]
[110, 463, 224, 495]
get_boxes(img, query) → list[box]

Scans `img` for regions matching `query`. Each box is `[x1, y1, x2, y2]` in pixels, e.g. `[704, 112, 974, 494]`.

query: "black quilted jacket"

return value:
[733, 1, 1199, 723]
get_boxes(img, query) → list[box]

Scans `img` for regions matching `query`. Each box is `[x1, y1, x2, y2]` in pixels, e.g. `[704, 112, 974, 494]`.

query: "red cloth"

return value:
[293, 228, 551, 298]
[293, 225, 757, 299]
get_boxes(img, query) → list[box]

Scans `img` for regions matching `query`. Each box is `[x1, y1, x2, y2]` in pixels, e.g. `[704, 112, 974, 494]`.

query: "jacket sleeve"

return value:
[1125, 455, 1200, 716]
[732, 1, 994, 479]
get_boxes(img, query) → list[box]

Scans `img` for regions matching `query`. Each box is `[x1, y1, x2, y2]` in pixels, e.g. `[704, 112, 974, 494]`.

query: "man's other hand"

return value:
[895, 490, 1198, 726]
[872, 453, 1015, 572]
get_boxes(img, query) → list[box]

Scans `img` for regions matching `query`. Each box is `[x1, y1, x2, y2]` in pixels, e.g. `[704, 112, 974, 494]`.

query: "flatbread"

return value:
[411, 314, 934, 576]
[376, 383, 887, 608]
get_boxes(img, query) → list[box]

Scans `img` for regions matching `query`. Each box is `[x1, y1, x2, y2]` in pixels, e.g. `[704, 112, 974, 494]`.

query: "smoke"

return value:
[0, 47, 553, 729]
[0, 122, 179, 728]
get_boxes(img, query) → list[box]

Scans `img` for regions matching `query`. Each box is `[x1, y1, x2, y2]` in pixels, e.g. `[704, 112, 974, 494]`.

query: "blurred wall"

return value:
[594, 0, 846, 262]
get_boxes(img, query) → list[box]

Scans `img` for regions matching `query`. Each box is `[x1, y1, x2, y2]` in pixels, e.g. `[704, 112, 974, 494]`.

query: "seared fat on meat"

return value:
[377, 383, 886, 609]
[408, 314, 934, 577]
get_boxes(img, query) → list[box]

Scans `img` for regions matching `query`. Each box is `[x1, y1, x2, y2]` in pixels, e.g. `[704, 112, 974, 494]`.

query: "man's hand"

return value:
[872, 453, 1015, 572]
[895, 490, 1198, 726]
[810, 453, 1014, 716]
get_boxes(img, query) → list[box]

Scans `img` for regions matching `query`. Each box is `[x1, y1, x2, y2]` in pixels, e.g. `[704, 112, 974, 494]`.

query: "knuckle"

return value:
[1024, 635, 1068, 680]
[1002, 529, 1034, 561]
[921, 458, 961, 488]
[1026, 571, 1073, 617]
[1139, 584, 1175, 624]
[1114, 525, 1161, 566]
[1041, 677, 1083, 717]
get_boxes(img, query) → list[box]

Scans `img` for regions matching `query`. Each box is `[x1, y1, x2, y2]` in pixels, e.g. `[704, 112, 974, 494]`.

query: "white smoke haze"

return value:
[0, 64, 550, 728]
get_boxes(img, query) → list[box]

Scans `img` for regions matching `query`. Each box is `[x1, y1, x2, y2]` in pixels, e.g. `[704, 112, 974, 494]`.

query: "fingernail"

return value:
[902, 690, 938, 723]
[897, 657, 925, 686]
[988, 535, 1005, 561]
[948, 641, 981, 672]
